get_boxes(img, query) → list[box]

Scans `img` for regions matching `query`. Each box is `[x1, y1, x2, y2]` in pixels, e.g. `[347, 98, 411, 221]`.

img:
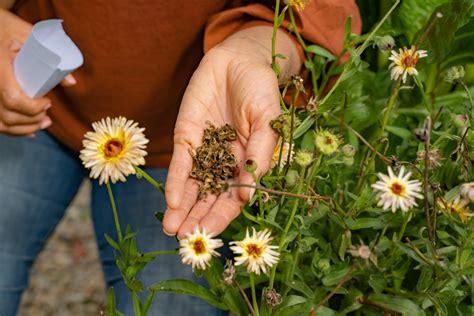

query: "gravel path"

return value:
[18, 181, 107, 315]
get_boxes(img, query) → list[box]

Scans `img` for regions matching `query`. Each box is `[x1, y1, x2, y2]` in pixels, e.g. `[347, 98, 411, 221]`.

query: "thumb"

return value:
[237, 123, 279, 202]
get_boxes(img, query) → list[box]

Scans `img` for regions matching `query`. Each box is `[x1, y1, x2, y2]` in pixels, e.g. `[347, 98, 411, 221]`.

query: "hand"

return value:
[0, 9, 76, 136]
[163, 26, 301, 238]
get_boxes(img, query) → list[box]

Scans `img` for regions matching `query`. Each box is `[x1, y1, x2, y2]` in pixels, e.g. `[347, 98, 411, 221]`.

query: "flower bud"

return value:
[285, 169, 299, 187]
[317, 258, 331, 272]
[343, 156, 354, 166]
[453, 114, 469, 128]
[342, 144, 356, 157]
[375, 35, 395, 51]
[244, 159, 257, 173]
[294, 150, 313, 167]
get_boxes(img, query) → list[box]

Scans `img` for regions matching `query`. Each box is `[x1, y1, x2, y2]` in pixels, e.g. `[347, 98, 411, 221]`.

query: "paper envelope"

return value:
[14, 19, 83, 98]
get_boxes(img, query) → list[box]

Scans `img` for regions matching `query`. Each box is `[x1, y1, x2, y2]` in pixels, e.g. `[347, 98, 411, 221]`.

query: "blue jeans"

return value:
[0, 131, 226, 316]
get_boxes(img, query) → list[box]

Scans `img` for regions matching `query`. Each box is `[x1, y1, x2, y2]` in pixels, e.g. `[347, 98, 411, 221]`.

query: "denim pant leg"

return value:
[91, 168, 227, 316]
[0, 131, 84, 316]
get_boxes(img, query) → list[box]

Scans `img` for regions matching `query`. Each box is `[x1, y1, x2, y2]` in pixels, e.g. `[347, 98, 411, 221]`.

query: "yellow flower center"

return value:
[390, 181, 405, 196]
[192, 238, 206, 255]
[246, 243, 263, 257]
[104, 138, 124, 158]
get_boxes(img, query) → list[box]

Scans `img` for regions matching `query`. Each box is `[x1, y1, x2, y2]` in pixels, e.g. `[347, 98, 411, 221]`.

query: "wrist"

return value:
[212, 25, 301, 84]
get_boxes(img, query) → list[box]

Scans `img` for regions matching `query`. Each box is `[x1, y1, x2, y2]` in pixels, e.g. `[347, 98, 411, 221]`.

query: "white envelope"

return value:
[14, 19, 83, 98]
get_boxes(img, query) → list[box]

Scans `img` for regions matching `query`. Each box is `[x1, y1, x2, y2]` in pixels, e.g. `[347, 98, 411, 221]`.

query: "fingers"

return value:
[238, 124, 279, 202]
[0, 116, 50, 135]
[60, 74, 77, 87]
[176, 194, 218, 239]
[163, 178, 199, 236]
[198, 189, 242, 236]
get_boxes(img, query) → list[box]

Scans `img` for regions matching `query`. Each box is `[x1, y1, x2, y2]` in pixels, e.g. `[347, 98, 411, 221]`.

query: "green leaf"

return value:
[306, 45, 336, 60]
[368, 274, 386, 294]
[149, 279, 228, 310]
[385, 125, 413, 140]
[107, 287, 118, 316]
[344, 217, 385, 230]
[367, 294, 426, 316]
[322, 266, 351, 286]
[104, 233, 120, 251]
[294, 115, 315, 139]
[285, 280, 314, 298]
[142, 291, 156, 315]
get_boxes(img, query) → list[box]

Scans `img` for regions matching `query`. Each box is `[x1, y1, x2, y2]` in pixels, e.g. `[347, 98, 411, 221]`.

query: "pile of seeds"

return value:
[189, 123, 238, 199]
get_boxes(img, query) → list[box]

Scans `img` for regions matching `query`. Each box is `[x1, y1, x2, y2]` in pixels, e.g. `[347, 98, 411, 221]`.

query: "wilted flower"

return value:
[179, 227, 223, 271]
[80, 117, 149, 185]
[388, 46, 427, 83]
[438, 196, 472, 223]
[416, 149, 443, 168]
[444, 66, 465, 84]
[315, 129, 340, 155]
[287, 0, 311, 11]
[222, 259, 236, 285]
[460, 182, 474, 202]
[230, 228, 279, 275]
[294, 150, 313, 167]
[374, 35, 395, 51]
[271, 138, 294, 170]
[348, 243, 378, 266]
[371, 166, 423, 213]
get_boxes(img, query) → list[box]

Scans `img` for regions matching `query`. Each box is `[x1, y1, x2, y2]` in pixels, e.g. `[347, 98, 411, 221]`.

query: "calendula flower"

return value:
[460, 183, 474, 202]
[271, 138, 294, 169]
[315, 129, 340, 155]
[371, 166, 423, 213]
[287, 0, 311, 11]
[179, 227, 223, 271]
[80, 117, 149, 185]
[388, 46, 427, 83]
[438, 196, 472, 223]
[230, 228, 279, 275]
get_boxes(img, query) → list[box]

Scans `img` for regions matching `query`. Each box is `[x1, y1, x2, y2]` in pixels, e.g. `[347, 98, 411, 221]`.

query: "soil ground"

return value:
[18, 181, 107, 315]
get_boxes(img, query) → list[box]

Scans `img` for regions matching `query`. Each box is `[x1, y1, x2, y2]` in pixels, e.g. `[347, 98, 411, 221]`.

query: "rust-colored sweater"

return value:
[12, 0, 360, 167]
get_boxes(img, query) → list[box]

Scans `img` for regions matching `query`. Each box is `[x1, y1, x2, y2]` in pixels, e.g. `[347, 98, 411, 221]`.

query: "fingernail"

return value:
[163, 228, 176, 237]
[40, 118, 52, 129]
[64, 75, 77, 86]
[249, 181, 256, 200]
[44, 103, 52, 110]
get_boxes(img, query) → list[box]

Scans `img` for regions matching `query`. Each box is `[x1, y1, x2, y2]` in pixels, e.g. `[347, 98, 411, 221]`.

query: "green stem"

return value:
[134, 166, 165, 194]
[132, 291, 142, 316]
[396, 212, 412, 242]
[379, 80, 401, 139]
[147, 250, 178, 256]
[459, 81, 474, 115]
[250, 274, 260, 316]
[269, 168, 306, 289]
[106, 182, 123, 242]
[271, 0, 281, 74]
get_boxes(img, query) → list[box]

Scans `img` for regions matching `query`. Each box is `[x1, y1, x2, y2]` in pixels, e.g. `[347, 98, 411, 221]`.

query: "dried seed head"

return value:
[444, 66, 465, 84]
[264, 288, 283, 307]
[416, 149, 443, 168]
[342, 144, 356, 157]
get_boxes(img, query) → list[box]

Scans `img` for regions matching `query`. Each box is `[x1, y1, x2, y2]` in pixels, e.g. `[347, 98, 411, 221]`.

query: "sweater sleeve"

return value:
[204, 0, 362, 57]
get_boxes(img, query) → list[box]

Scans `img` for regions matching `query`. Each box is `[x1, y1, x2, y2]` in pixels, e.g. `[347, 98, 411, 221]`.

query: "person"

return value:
[0, 0, 360, 314]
